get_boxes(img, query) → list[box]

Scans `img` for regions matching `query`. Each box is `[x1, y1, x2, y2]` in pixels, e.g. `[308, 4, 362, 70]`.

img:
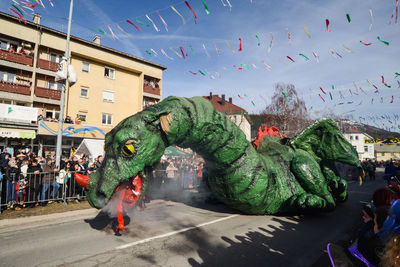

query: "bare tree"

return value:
[262, 83, 310, 137]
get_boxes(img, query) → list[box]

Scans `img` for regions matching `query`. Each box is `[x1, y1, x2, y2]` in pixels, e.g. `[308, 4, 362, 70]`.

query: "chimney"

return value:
[229, 97, 232, 103]
[93, 35, 101, 45]
[33, 14, 41, 25]
[221, 94, 225, 105]
[209, 92, 212, 100]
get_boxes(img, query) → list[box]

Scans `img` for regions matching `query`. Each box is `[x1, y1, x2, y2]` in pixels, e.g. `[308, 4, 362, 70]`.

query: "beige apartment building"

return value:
[0, 11, 165, 157]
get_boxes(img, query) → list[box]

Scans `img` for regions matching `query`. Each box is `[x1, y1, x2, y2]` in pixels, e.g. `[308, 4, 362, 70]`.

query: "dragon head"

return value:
[84, 105, 173, 209]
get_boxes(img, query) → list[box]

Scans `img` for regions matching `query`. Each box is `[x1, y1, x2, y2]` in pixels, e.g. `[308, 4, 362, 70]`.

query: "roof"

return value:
[203, 95, 247, 114]
[0, 11, 166, 71]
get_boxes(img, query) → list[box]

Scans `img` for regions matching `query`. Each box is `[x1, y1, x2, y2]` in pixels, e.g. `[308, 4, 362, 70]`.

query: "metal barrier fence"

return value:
[0, 170, 86, 213]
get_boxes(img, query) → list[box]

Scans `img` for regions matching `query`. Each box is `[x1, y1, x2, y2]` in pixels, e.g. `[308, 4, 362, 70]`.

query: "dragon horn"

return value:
[75, 173, 90, 189]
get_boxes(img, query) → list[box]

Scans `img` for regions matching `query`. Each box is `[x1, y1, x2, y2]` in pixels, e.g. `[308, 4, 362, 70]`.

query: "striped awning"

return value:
[0, 128, 36, 139]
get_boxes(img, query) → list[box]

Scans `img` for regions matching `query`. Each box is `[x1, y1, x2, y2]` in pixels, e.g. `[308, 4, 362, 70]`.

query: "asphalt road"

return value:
[0, 173, 386, 267]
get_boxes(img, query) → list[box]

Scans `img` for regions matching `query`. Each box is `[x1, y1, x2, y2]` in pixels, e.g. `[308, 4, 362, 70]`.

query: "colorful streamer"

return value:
[389, 8, 395, 25]
[329, 48, 342, 58]
[329, 92, 333, 100]
[170, 5, 186, 24]
[145, 50, 152, 55]
[202, 44, 210, 57]
[346, 14, 351, 23]
[126, 20, 142, 32]
[251, 101, 256, 107]
[213, 43, 222, 55]
[395, 72, 400, 77]
[95, 29, 106, 35]
[369, 8, 374, 31]
[313, 52, 320, 63]
[303, 24, 311, 38]
[396, 0, 399, 24]
[360, 41, 372, 46]
[320, 87, 327, 95]
[261, 60, 271, 71]
[189, 71, 199, 75]
[285, 28, 292, 45]
[238, 94, 244, 99]
[146, 14, 160, 32]
[202, 0, 210, 14]
[252, 64, 258, 69]
[325, 19, 332, 32]
[268, 33, 274, 53]
[343, 44, 354, 53]
[107, 25, 117, 40]
[135, 17, 149, 27]
[226, 40, 235, 54]
[150, 48, 158, 56]
[20, 1, 39, 8]
[238, 38, 243, 51]
[170, 47, 182, 58]
[116, 23, 130, 36]
[161, 49, 174, 60]
[286, 56, 295, 63]
[377, 36, 389, 45]
[185, 1, 197, 24]
[390, 96, 394, 103]
[9, 7, 26, 22]
[256, 35, 260, 46]
[189, 45, 194, 55]
[156, 11, 168, 32]
[299, 53, 309, 61]
[382, 75, 391, 88]
[233, 65, 243, 70]
[179, 46, 186, 59]
[319, 94, 326, 102]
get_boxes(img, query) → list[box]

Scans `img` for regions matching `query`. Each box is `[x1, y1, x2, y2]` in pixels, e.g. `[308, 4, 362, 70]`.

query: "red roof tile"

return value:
[202, 95, 246, 114]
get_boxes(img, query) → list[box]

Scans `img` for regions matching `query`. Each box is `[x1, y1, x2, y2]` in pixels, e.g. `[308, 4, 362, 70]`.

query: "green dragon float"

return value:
[76, 96, 361, 231]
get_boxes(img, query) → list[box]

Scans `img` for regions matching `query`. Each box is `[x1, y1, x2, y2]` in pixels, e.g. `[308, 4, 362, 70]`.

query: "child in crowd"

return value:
[16, 173, 27, 210]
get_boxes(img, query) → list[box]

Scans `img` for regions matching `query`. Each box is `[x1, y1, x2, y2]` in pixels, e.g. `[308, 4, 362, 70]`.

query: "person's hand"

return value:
[34, 170, 40, 174]
[362, 210, 372, 223]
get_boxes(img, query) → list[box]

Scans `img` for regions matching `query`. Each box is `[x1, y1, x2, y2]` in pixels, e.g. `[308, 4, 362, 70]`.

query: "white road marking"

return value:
[116, 214, 239, 250]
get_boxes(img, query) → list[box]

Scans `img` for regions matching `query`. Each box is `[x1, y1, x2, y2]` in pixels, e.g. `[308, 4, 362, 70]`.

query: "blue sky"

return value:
[2, 0, 400, 131]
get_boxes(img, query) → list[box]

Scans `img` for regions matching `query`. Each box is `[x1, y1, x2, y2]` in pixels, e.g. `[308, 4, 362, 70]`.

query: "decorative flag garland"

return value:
[126, 20, 142, 32]
[377, 36, 389, 45]
[346, 14, 351, 23]
[202, 0, 210, 14]
[303, 24, 311, 38]
[287, 56, 295, 63]
[268, 33, 274, 53]
[156, 11, 168, 32]
[360, 41, 373, 46]
[325, 19, 332, 32]
[185, 1, 197, 24]
[171, 5, 186, 24]
[238, 38, 243, 51]
[285, 28, 292, 45]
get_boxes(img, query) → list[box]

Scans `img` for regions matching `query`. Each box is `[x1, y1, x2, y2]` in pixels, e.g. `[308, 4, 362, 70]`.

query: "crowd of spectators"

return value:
[0, 147, 105, 211]
[329, 159, 400, 266]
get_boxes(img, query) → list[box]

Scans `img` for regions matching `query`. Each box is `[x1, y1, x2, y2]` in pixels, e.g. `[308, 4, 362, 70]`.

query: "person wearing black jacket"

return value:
[27, 159, 42, 207]
[6, 158, 19, 208]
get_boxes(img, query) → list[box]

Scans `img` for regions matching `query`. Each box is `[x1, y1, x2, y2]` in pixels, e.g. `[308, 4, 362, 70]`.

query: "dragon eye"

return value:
[122, 140, 136, 157]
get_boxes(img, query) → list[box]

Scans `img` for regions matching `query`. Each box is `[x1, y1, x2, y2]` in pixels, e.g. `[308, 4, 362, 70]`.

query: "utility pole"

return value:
[55, 0, 73, 168]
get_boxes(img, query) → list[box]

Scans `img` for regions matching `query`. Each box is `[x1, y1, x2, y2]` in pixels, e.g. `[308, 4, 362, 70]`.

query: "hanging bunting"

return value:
[226, 40, 235, 53]
[233, 65, 243, 70]
[9, 7, 26, 23]
[96, 29, 106, 35]
[36, 0, 45, 8]
[369, 8, 373, 30]
[135, 17, 149, 27]
[251, 101, 256, 107]
[170, 5, 186, 24]
[395, 72, 400, 77]
[268, 33, 274, 53]
[389, 9, 395, 24]
[325, 19, 332, 32]
[240, 64, 249, 70]
[320, 87, 326, 95]
[202, 44, 210, 57]
[11, 4, 26, 18]
[349, 89, 353, 96]
[213, 43, 222, 55]
[332, 85, 335, 90]
[278, 59, 288, 66]
[303, 24, 311, 38]
[346, 14, 351, 23]
[286, 56, 295, 63]
[189, 71, 199, 75]
[359, 87, 367, 95]
[261, 60, 271, 71]
[238, 38, 243, 51]
[107, 25, 118, 40]
[285, 28, 292, 45]
[48, 0, 54, 7]
[150, 48, 158, 56]
[381, 75, 391, 88]
[126, 20, 142, 32]
[390, 96, 394, 103]
[299, 53, 309, 61]
[20, 1, 39, 8]
[396, 0, 399, 24]
[360, 41, 372, 46]
[215, 70, 221, 78]
[339, 91, 345, 99]
[146, 14, 160, 32]
[170, 47, 182, 58]
[196, 70, 205, 76]
[329, 92, 333, 100]
[116, 23, 131, 36]
[145, 50, 152, 55]
[202, 0, 210, 14]
[256, 35, 261, 46]
[377, 36, 389, 45]
[179, 46, 186, 59]
[329, 48, 342, 58]
[342, 44, 354, 53]
[156, 11, 168, 32]
[161, 49, 174, 60]
[185, 1, 197, 24]
[319, 94, 326, 102]
[238, 94, 244, 99]
[313, 52, 320, 63]
[189, 45, 194, 55]
[353, 82, 359, 93]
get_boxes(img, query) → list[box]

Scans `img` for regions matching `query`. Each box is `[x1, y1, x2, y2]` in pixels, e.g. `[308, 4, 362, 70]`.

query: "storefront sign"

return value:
[0, 104, 37, 123]
[0, 128, 36, 139]
[364, 138, 400, 145]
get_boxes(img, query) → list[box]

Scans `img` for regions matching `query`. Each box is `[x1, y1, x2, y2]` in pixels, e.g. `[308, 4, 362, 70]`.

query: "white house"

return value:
[343, 128, 374, 160]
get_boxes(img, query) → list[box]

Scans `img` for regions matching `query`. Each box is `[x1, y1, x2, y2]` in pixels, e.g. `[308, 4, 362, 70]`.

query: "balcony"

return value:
[143, 84, 160, 96]
[35, 87, 61, 100]
[0, 81, 30, 95]
[37, 59, 58, 72]
[0, 49, 33, 66]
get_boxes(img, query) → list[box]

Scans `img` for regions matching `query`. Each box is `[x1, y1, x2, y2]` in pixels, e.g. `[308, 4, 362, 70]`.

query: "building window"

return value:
[103, 90, 114, 102]
[350, 136, 353, 140]
[82, 62, 90, 73]
[0, 39, 17, 51]
[80, 88, 89, 98]
[102, 113, 112, 125]
[50, 53, 62, 63]
[77, 114, 87, 123]
[0, 40, 7, 50]
[48, 82, 63, 90]
[364, 146, 368, 152]
[104, 67, 115, 79]
[355, 135, 359, 140]
[0, 71, 15, 83]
